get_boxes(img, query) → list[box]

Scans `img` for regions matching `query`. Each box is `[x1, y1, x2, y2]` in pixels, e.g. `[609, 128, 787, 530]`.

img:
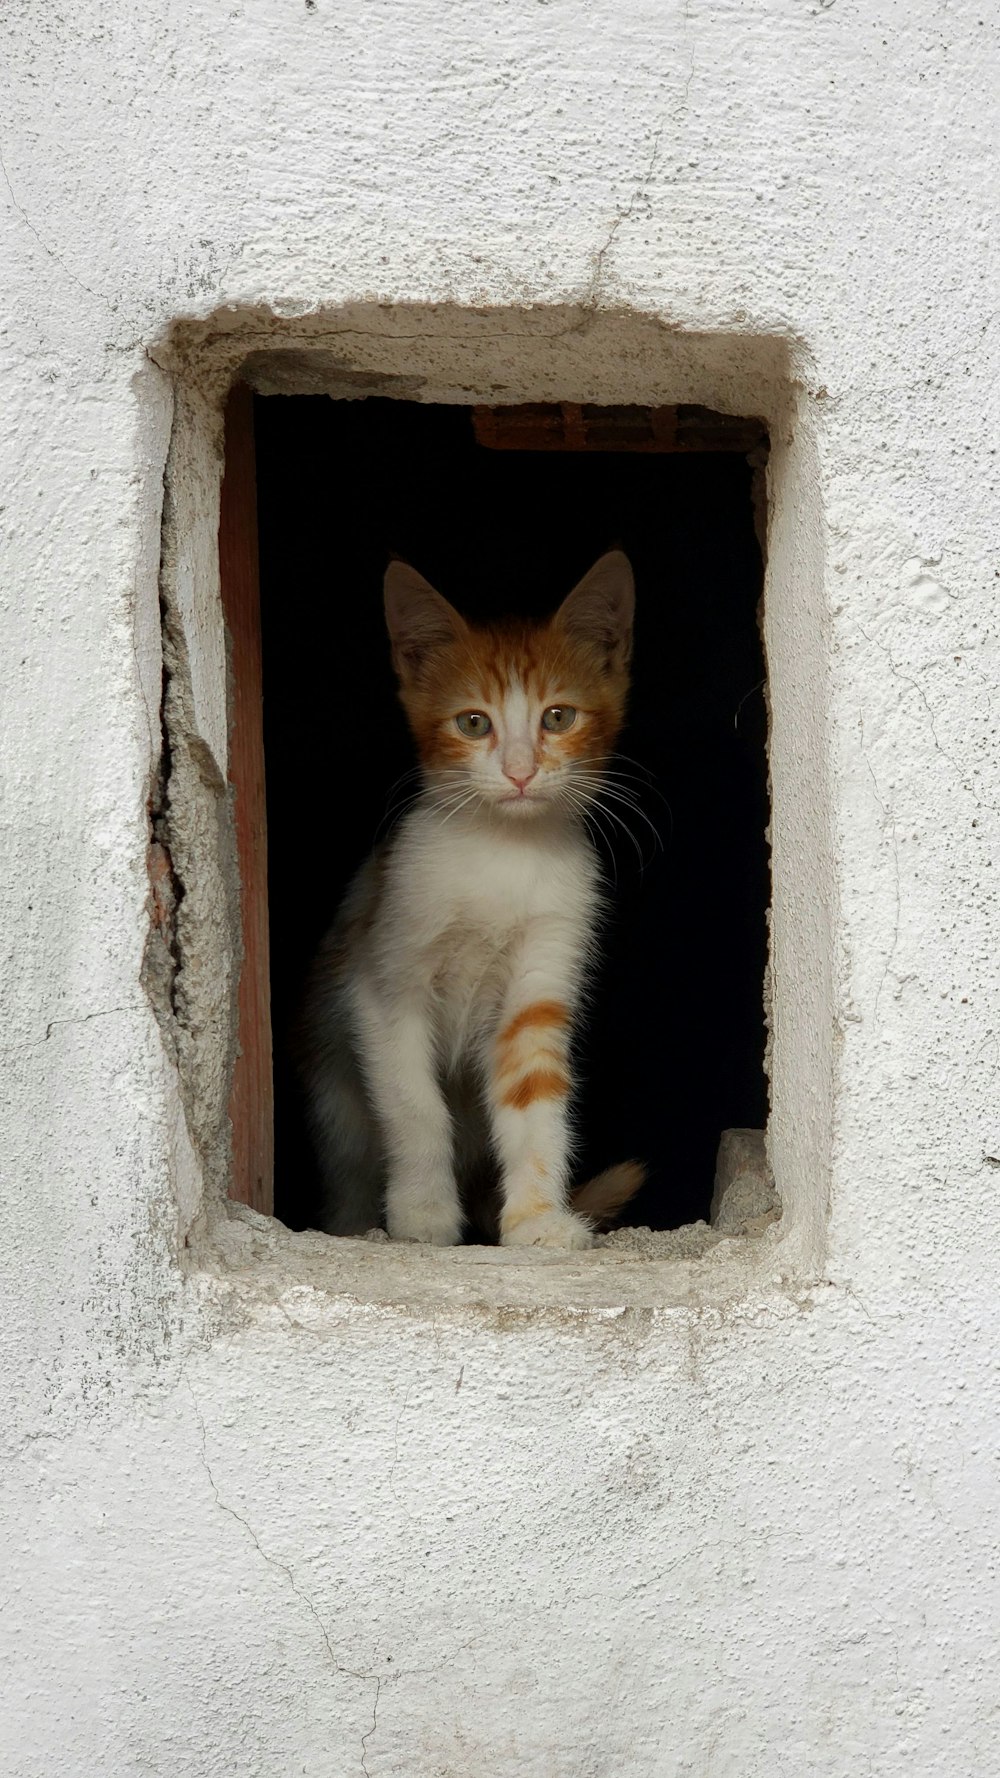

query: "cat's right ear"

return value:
[384, 562, 468, 680]
[555, 549, 635, 672]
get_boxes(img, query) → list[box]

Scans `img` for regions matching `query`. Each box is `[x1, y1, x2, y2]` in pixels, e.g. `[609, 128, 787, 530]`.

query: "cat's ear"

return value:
[555, 550, 634, 671]
[384, 561, 468, 679]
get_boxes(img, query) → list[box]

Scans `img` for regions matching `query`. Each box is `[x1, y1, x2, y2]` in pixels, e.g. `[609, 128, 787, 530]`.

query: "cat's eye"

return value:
[541, 705, 577, 733]
[455, 710, 492, 738]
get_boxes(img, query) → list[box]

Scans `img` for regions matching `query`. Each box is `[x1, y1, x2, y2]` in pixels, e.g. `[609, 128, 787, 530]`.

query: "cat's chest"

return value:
[396, 818, 595, 941]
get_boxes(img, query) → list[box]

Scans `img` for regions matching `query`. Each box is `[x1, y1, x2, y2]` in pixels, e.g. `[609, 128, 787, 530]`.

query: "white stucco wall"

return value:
[3, 3, 999, 1772]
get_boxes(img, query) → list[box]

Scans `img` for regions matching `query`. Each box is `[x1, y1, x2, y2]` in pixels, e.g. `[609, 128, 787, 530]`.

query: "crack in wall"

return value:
[184, 1374, 343, 1671]
[860, 621, 999, 821]
[360, 1676, 381, 1778]
[585, 122, 666, 312]
[857, 620, 1000, 1025]
[185, 1374, 385, 1772]
[858, 712, 901, 1024]
[128, 563, 159, 761]
[0, 137, 115, 314]
[143, 593, 186, 1036]
[0, 1004, 146, 1057]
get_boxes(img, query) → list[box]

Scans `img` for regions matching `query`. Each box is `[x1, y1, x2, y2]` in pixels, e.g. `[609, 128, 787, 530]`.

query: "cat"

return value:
[295, 549, 644, 1248]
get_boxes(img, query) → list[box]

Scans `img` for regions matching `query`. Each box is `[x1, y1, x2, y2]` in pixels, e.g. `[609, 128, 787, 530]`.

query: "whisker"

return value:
[374, 791, 426, 843]
[561, 787, 618, 888]
[590, 797, 647, 872]
[374, 766, 474, 841]
[570, 754, 674, 814]
[573, 761, 665, 809]
[566, 779, 654, 872]
[375, 771, 480, 839]
[427, 790, 477, 817]
[586, 813, 618, 891]
[733, 679, 766, 731]
[567, 777, 664, 854]
[612, 750, 661, 784]
[435, 790, 484, 828]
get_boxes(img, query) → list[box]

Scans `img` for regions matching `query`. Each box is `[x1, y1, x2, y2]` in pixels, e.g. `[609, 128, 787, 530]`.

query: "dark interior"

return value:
[255, 395, 770, 1233]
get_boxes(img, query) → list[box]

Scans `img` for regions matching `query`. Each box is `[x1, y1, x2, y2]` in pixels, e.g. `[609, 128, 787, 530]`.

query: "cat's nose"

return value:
[504, 768, 538, 793]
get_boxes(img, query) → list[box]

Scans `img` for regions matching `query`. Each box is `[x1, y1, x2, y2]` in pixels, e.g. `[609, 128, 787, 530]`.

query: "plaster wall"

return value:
[2, 2, 999, 1773]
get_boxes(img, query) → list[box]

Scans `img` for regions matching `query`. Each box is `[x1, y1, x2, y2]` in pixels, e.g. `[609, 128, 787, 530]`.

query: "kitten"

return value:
[296, 550, 644, 1248]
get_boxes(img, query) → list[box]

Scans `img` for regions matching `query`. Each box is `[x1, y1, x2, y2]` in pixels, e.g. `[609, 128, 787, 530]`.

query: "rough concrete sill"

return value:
[193, 1200, 794, 1319]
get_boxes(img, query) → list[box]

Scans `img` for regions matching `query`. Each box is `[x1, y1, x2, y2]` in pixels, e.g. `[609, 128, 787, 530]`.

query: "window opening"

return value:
[237, 394, 769, 1237]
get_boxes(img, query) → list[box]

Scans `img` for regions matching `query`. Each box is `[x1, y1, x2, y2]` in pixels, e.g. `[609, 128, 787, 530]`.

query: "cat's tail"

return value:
[571, 1160, 645, 1230]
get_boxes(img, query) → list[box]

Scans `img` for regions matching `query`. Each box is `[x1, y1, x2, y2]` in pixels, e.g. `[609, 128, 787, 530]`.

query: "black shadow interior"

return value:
[254, 395, 769, 1232]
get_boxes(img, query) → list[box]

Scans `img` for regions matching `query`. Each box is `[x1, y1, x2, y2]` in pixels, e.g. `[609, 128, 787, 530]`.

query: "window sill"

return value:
[190, 1197, 798, 1318]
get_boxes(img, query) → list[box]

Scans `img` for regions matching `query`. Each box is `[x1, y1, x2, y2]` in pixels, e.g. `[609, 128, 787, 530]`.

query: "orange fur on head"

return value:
[383, 551, 635, 782]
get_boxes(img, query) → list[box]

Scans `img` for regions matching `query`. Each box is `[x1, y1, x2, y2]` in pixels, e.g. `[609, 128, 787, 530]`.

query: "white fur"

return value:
[300, 797, 600, 1247]
[299, 724, 604, 1246]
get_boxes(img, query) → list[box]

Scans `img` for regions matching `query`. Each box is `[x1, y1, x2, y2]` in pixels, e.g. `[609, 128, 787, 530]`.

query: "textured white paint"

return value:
[2, 1, 999, 1773]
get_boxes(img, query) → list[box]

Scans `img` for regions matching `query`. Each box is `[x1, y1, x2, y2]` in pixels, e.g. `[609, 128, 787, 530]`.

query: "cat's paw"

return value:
[386, 1200, 463, 1247]
[500, 1207, 594, 1250]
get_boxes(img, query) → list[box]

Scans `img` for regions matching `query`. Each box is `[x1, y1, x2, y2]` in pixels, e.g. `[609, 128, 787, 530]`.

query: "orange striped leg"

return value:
[491, 998, 593, 1250]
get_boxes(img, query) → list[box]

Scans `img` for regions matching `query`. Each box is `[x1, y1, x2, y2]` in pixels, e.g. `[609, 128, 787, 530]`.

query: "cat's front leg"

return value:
[488, 927, 593, 1250]
[354, 982, 462, 1245]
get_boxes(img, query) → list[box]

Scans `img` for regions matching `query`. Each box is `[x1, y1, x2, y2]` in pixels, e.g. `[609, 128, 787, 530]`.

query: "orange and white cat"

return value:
[297, 550, 642, 1248]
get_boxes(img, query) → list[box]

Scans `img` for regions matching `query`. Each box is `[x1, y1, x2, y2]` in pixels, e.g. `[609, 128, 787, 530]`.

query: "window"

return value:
[219, 386, 772, 1240]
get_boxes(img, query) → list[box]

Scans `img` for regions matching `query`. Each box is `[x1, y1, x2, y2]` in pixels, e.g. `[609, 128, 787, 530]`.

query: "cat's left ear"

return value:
[384, 560, 468, 681]
[555, 550, 635, 671]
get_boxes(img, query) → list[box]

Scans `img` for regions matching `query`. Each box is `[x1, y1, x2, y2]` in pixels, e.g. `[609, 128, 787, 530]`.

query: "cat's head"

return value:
[384, 551, 634, 818]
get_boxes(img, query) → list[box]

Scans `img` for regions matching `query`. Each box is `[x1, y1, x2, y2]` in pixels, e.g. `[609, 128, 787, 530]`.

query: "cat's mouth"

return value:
[496, 790, 550, 814]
